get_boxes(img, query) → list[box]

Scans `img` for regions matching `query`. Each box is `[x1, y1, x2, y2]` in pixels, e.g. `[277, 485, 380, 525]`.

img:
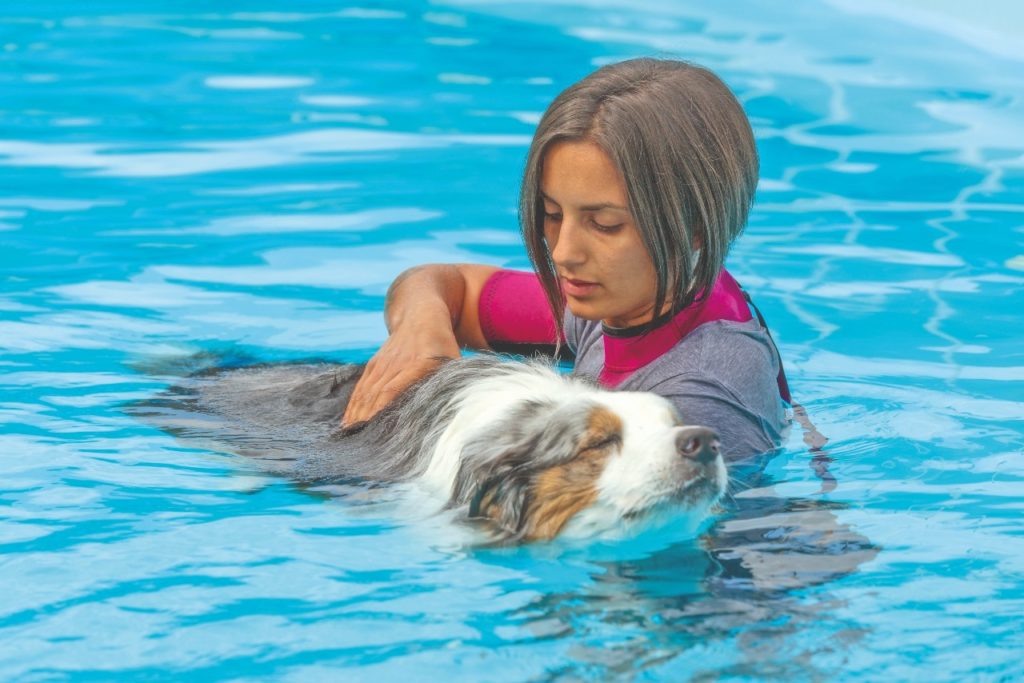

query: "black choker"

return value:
[601, 310, 676, 338]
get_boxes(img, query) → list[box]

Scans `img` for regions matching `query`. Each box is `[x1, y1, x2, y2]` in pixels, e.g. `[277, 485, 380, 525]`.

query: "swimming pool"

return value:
[2, 1, 1022, 680]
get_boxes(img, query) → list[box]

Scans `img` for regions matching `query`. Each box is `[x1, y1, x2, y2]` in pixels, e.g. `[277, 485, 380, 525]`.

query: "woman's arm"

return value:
[341, 263, 499, 426]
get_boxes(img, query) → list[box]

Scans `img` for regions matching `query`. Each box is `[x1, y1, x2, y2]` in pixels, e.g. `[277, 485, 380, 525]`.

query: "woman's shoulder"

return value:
[646, 319, 782, 397]
[630, 319, 784, 411]
[567, 313, 781, 385]
[682, 318, 780, 374]
[638, 320, 788, 458]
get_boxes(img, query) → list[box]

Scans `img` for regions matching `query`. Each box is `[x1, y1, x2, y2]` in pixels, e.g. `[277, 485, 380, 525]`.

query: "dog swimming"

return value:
[136, 354, 726, 543]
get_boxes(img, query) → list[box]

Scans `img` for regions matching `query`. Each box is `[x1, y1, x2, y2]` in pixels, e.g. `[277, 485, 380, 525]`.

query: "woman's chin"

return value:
[565, 299, 662, 329]
[565, 298, 615, 324]
[564, 299, 598, 321]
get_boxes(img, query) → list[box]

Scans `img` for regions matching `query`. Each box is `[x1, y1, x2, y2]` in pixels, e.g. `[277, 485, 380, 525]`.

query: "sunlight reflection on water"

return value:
[1, 1, 1022, 680]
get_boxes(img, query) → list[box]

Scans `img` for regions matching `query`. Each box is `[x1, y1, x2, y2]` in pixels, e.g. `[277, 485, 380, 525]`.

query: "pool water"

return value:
[2, 2, 1023, 680]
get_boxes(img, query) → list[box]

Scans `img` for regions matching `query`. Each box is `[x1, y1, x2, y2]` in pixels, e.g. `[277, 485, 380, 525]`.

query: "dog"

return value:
[138, 354, 726, 543]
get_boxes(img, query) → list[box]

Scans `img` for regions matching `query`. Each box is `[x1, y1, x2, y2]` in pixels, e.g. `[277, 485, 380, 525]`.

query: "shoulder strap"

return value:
[738, 288, 792, 404]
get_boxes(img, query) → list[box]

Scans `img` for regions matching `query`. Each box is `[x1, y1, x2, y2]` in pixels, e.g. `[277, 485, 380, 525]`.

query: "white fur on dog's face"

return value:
[418, 362, 726, 542]
[564, 391, 727, 537]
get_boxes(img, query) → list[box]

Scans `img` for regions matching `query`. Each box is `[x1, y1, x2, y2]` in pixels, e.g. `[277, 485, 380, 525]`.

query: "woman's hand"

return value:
[341, 316, 461, 427]
[340, 263, 496, 427]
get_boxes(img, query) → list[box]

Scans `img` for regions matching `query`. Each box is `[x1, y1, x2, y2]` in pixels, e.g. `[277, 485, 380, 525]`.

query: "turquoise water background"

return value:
[2, 1, 1023, 680]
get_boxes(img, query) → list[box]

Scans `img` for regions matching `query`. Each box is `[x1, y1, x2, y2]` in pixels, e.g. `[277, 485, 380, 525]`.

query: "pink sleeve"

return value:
[479, 270, 562, 345]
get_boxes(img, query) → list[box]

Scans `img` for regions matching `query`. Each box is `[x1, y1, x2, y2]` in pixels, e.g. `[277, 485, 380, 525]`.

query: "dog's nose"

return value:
[675, 426, 720, 464]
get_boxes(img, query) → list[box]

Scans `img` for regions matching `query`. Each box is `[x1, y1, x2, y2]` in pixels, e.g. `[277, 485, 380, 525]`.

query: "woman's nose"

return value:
[548, 216, 586, 267]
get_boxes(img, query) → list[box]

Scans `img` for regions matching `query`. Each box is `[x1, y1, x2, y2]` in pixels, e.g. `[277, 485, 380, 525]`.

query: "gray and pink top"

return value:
[479, 269, 790, 460]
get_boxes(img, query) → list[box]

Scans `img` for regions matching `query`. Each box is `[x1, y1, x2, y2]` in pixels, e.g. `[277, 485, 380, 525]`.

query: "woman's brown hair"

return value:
[519, 58, 759, 335]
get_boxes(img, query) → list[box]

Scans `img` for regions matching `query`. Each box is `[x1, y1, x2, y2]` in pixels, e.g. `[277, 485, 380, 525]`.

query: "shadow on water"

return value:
[462, 479, 879, 680]
[461, 438, 878, 680]
[129, 353, 879, 679]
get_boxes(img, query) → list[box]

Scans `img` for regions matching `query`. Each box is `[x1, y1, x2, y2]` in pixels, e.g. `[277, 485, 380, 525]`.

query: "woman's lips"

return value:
[561, 276, 599, 297]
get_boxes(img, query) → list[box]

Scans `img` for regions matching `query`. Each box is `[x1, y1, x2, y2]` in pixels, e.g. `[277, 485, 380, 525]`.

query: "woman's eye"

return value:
[544, 212, 562, 222]
[592, 220, 623, 233]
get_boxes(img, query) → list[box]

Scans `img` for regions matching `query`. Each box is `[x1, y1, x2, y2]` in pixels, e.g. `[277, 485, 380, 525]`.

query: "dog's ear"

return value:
[466, 472, 533, 543]
[453, 400, 598, 542]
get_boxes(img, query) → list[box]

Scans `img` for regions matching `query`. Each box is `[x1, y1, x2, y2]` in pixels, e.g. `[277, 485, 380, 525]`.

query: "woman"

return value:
[342, 58, 790, 459]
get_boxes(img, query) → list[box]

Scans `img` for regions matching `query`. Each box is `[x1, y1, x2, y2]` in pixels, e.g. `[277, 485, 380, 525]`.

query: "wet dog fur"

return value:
[138, 354, 726, 543]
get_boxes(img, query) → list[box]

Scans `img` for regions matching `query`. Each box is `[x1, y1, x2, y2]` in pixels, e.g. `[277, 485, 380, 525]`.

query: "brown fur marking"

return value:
[522, 406, 623, 540]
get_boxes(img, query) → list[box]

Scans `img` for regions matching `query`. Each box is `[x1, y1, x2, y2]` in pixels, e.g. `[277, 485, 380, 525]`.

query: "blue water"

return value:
[2, 2, 1023, 680]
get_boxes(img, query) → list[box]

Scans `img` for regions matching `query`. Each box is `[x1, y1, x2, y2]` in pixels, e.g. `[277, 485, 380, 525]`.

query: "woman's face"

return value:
[541, 140, 662, 328]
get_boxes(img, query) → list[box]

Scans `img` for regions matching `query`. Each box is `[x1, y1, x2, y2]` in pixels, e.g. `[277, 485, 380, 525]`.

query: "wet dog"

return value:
[139, 354, 725, 542]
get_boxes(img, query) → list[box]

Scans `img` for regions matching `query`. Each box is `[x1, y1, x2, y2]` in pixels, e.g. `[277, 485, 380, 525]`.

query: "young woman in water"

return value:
[341, 57, 790, 459]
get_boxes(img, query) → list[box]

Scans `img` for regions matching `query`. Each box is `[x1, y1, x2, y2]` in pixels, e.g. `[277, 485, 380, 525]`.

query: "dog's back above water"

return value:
[135, 354, 726, 543]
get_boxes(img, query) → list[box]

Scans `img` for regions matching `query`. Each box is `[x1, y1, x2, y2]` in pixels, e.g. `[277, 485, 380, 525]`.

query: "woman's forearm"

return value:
[384, 265, 463, 338]
[384, 264, 496, 349]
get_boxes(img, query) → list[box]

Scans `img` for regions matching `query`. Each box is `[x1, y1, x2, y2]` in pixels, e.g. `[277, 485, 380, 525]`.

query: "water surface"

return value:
[2, 2, 1023, 680]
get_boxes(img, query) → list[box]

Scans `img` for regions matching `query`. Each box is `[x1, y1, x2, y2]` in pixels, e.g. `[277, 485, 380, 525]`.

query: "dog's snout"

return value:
[675, 426, 720, 463]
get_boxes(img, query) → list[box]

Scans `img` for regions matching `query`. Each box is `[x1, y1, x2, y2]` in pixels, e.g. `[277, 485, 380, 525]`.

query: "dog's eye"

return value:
[582, 433, 621, 453]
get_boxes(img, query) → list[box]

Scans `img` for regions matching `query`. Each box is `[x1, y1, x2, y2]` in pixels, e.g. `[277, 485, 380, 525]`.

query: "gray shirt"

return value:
[564, 311, 789, 461]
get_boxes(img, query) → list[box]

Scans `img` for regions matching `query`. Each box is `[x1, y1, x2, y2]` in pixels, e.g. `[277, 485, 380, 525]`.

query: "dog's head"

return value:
[450, 391, 726, 543]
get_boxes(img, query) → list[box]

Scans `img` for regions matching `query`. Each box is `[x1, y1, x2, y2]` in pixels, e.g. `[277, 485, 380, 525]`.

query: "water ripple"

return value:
[2, 1, 1023, 680]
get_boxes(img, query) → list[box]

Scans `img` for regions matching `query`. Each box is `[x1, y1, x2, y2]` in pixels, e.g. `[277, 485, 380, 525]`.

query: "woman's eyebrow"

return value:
[540, 191, 628, 212]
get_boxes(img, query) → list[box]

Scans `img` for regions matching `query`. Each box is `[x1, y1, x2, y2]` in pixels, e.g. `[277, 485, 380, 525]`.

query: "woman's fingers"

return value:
[341, 378, 370, 427]
[341, 322, 461, 426]
[342, 356, 392, 426]
[345, 364, 423, 425]
[363, 375, 417, 421]
[341, 352, 387, 425]
[341, 352, 448, 426]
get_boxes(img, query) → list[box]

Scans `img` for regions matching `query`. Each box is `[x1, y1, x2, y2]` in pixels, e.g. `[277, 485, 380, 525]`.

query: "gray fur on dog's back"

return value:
[135, 362, 365, 477]
[134, 355, 543, 484]
[197, 363, 361, 433]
